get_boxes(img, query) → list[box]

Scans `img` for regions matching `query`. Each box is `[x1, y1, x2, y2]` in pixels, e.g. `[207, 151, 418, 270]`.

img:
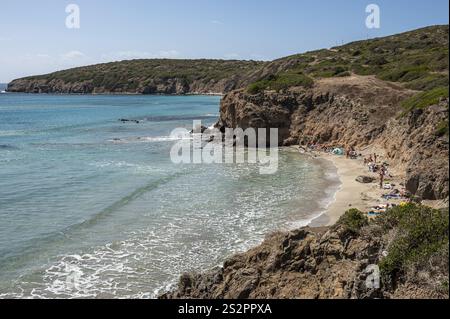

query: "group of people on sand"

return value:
[301, 142, 415, 217]
[363, 153, 390, 189]
[306, 143, 392, 190]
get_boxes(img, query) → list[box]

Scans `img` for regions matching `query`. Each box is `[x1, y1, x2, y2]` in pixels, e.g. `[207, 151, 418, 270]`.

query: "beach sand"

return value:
[308, 151, 406, 227]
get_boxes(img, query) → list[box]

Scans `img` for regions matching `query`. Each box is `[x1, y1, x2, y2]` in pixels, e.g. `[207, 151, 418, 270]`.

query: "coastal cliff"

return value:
[162, 25, 448, 299]
[6, 59, 267, 94]
[217, 76, 449, 200]
[7, 25, 449, 299]
[162, 205, 449, 299]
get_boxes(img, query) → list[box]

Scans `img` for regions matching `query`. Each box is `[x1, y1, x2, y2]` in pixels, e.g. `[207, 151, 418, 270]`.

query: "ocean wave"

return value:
[139, 114, 217, 122]
[0, 171, 189, 286]
[108, 135, 192, 144]
[0, 130, 26, 137]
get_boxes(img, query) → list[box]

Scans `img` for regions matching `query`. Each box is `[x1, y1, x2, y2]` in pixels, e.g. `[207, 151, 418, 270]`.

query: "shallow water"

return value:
[0, 94, 339, 298]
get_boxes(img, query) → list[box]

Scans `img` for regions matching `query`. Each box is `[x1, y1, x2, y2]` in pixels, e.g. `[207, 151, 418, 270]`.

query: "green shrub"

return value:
[365, 55, 389, 66]
[378, 204, 449, 277]
[335, 208, 369, 235]
[435, 120, 449, 137]
[246, 72, 313, 94]
[378, 65, 429, 83]
[401, 87, 449, 112]
[247, 80, 271, 94]
[404, 73, 449, 91]
[336, 71, 351, 77]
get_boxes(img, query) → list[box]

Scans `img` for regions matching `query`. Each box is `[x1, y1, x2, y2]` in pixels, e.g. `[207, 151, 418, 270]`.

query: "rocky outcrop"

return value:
[217, 75, 449, 200]
[161, 226, 385, 299]
[7, 77, 242, 95]
[161, 220, 448, 299]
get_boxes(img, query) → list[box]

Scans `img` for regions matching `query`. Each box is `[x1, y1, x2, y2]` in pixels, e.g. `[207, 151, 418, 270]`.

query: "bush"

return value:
[378, 65, 429, 83]
[435, 120, 449, 137]
[335, 208, 369, 235]
[246, 72, 313, 94]
[377, 204, 449, 278]
[247, 80, 270, 94]
[336, 71, 351, 77]
[404, 73, 449, 91]
[401, 86, 449, 112]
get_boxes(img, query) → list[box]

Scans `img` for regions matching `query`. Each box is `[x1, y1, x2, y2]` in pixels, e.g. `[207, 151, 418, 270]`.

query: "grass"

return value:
[246, 25, 448, 95]
[401, 86, 449, 113]
[247, 72, 313, 94]
[436, 120, 449, 137]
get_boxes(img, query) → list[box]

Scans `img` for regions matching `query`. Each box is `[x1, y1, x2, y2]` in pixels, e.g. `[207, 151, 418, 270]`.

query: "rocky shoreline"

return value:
[160, 74, 448, 300]
[160, 215, 448, 299]
[6, 25, 448, 299]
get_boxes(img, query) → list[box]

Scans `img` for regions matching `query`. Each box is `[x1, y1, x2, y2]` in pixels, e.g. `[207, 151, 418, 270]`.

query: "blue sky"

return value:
[0, 0, 448, 82]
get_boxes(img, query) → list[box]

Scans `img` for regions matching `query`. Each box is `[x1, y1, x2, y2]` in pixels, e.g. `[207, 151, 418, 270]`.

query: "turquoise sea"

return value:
[0, 93, 339, 298]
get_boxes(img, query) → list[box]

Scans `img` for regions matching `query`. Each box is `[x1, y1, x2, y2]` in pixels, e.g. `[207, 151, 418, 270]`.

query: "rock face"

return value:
[7, 77, 246, 95]
[217, 75, 449, 200]
[161, 222, 447, 299]
[161, 226, 385, 299]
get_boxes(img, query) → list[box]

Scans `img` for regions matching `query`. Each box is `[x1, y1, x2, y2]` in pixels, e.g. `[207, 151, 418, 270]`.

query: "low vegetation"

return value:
[9, 25, 449, 102]
[246, 25, 448, 97]
[18, 59, 266, 92]
[376, 204, 449, 294]
[334, 208, 369, 236]
[435, 120, 449, 137]
[401, 86, 449, 112]
[247, 72, 313, 94]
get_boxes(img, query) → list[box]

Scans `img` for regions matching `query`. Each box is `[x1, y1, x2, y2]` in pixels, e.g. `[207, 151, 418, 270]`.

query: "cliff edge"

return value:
[161, 205, 449, 299]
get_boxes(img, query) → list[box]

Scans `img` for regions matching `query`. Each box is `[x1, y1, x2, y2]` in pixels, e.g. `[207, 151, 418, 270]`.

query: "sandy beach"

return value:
[308, 150, 407, 227]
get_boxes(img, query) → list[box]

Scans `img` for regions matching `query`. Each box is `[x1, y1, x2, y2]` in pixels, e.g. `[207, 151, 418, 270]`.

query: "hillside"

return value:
[7, 59, 267, 94]
[216, 25, 449, 201]
[7, 25, 448, 97]
[245, 25, 448, 94]
[6, 25, 449, 201]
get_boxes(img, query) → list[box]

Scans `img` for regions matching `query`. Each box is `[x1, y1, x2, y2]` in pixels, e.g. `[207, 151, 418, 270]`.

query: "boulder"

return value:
[356, 176, 375, 183]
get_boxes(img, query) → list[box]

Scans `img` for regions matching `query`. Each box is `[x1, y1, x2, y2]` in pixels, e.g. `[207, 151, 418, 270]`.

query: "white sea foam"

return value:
[0, 130, 25, 137]
[108, 135, 192, 144]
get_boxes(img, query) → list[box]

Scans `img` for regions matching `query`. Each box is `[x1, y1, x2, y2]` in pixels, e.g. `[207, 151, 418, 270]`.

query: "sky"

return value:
[0, 0, 448, 83]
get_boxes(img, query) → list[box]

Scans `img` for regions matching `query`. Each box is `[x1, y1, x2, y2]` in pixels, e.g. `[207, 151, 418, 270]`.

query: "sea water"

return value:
[0, 94, 339, 298]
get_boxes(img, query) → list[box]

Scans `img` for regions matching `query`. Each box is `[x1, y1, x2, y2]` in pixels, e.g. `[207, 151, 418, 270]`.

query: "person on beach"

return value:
[374, 153, 378, 163]
[379, 165, 386, 189]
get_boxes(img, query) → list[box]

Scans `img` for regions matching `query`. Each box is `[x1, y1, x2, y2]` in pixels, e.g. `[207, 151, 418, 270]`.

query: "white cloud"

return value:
[211, 20, 224, 25]
[61, 50, 86, 61]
